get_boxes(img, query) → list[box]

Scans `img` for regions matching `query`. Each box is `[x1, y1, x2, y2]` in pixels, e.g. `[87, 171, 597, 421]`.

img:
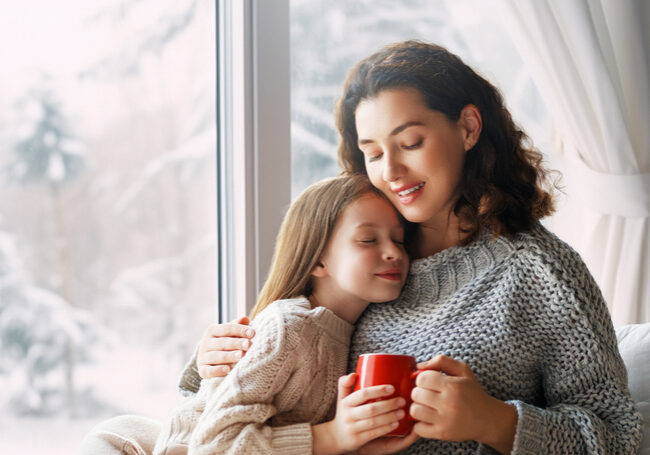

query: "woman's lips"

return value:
[392, 182, 425, 205]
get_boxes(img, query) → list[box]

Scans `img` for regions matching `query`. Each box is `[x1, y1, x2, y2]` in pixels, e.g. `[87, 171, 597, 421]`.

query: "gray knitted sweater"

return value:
[348, 223, 642, 454]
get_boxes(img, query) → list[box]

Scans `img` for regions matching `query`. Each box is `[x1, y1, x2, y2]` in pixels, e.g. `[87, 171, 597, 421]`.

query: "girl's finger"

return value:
[356, 421, 400, 444]
[349, 396, 406, 420]
[337, 373, 357, 402]
[343, 384, 395, 407]
[352, 408, 405, 432]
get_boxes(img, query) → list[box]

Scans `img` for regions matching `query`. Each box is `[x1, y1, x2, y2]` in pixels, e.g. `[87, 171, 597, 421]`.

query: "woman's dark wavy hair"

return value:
[336, 40, 556, 243]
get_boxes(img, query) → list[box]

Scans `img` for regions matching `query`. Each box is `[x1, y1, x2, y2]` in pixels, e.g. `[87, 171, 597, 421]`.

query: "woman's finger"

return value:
[416, 355, 471, 377]
[205, 321, 255, 339]
[411, 385, 440, 410]
[204, 336, 252, 352]
[198, 364, 232, 379]
[414, 369, 449, 391]
[409, 401, 438, 424]
[199, 349, 245, 365]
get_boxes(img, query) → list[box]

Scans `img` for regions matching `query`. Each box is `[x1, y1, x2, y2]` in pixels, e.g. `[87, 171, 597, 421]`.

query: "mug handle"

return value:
[410, 369, 424, 380]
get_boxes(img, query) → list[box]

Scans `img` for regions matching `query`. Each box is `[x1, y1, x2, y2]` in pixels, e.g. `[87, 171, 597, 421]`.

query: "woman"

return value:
[189, 41, 642, 454]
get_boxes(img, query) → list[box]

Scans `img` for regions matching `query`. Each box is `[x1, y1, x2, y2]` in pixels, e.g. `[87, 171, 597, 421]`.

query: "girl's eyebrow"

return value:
[358, 121, 424, 146]
[355, 222, 404, 230]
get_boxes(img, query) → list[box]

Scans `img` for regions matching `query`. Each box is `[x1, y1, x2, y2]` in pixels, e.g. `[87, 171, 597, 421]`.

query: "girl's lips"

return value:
[375, 269, 403, 281]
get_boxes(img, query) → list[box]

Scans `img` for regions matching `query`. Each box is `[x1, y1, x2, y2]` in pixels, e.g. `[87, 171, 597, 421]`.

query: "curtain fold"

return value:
[497, 0, 650, 326]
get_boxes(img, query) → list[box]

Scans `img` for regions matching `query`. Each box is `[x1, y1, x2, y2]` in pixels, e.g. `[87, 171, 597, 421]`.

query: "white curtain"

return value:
[497, 0, 650, 326]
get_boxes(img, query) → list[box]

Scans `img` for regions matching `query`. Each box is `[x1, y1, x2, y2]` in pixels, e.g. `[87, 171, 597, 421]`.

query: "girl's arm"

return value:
[188, 309, 309, 455]
[312, 374, 419, 455]
[185, 309, 415, 455]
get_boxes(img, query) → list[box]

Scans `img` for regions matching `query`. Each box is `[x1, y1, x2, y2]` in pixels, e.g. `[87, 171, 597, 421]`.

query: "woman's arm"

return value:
[410, 258, 643, 454]
[177, 317, 254, 395]
[409, 355, 517, 454]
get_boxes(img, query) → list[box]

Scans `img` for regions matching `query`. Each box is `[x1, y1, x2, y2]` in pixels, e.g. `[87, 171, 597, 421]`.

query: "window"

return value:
[0, 1, 217, 453]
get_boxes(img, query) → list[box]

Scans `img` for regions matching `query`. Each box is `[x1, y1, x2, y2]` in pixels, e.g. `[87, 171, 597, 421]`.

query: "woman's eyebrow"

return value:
[358, 121, 424, 146]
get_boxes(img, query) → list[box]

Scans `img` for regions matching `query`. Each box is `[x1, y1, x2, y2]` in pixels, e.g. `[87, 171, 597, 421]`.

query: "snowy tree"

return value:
[0, 229, 105, 417]
[6, 89, 84, 186]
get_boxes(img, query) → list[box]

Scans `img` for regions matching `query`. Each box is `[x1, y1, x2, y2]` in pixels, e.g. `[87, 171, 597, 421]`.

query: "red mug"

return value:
[353, 353, 421, 437]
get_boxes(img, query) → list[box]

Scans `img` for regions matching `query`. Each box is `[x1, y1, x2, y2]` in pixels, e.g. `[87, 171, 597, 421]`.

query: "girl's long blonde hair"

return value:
[250, 174, 385, 319]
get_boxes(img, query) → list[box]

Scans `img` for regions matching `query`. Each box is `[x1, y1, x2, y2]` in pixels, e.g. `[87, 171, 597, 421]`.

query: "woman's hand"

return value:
[410, 355, 517, 454]
[196, 317, 255, 379]
[312, 374, 417, 455]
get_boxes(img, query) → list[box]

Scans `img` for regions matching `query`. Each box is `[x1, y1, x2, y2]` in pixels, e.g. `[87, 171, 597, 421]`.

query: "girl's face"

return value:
[355, 87, 474, 230]
[317, 193, 408, 305]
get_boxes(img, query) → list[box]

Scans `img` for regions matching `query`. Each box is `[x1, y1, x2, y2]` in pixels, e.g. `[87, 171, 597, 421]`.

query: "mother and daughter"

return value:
[80, 40, 642, 454]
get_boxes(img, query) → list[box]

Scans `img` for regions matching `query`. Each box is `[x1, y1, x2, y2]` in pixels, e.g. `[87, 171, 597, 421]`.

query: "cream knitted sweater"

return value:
[157, 297, 353, 455]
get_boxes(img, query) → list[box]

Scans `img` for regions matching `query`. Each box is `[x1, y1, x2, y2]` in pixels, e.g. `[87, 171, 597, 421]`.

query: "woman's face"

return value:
[355, 87, 473, 229]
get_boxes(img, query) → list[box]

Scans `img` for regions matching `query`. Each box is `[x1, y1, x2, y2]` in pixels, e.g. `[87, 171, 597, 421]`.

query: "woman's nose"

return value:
[382, 151, 404, 182]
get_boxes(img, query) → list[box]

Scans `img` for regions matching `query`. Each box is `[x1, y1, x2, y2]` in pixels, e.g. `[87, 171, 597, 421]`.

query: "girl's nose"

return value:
[383, 242, 403, 261]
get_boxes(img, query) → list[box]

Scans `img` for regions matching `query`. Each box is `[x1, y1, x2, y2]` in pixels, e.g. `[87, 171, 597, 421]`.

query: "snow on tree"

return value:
[0, 229, 108, 417]
[6, 88, 85, 185]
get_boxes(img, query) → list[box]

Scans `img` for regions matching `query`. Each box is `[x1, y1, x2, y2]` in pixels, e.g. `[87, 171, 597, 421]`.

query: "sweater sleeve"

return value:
[177, 343, 201, 396]
[188, 306, 313, 455]
[501, 253, 642, 455]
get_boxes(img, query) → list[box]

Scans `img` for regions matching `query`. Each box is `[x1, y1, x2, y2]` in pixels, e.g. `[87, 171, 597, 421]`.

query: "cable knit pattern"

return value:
[158, 297, 353, 455]
[348, 223, 642, 454]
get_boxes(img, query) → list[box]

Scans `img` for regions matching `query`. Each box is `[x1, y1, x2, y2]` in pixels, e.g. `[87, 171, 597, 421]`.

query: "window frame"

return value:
[217, 0, 291, 321]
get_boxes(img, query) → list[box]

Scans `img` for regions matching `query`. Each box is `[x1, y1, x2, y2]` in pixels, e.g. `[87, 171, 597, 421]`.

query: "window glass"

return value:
[290, 0, 551, 196]
[0, 1, 216, 453]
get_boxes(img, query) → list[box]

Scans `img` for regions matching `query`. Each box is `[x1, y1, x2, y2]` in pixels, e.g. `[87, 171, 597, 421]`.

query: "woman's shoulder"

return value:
[509, 223, 604, 304]
[511, 222, 589, 274]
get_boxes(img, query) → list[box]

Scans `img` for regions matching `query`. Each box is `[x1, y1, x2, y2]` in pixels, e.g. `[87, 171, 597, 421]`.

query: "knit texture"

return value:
[157, 297, 353, 455]
[348, 223, 642, 454]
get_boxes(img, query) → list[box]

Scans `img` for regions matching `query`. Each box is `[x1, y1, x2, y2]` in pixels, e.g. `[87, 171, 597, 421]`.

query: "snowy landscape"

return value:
[0, 1, 216, 452]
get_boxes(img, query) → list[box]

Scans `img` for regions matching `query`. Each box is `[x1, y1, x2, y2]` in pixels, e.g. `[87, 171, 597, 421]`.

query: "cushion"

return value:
[616, 323, 650, 453]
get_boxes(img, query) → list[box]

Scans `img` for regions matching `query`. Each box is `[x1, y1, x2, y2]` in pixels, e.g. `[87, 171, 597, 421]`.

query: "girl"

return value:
[152, 175, 413, 455]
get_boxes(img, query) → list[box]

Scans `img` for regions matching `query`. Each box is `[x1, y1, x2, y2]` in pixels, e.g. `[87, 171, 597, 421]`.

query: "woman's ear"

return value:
[311, 261, 328, 278]
[459, 104, 482, 151]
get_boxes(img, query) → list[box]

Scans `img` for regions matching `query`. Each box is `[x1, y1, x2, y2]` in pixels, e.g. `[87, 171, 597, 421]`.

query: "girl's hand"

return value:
[196, 317, 255, 379]
[356, 430, 419, 454]
[410, 355, 517, 454]
[312, 374, 410, 455]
